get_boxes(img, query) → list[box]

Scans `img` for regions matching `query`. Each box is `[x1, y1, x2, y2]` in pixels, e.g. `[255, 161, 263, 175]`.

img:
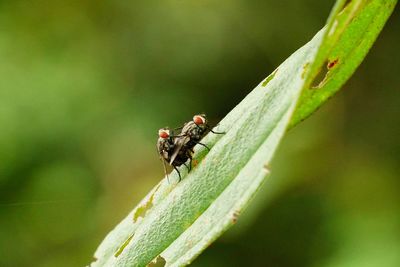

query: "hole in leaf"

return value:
[133, 184, 161, 222]
[261, 68, 278, 87]
[311, 58, 339, 88]
[311, 62, 328, 88]
[133, 201, 153, 222]
[91, 256, 98, 264]
[147, 255, 166, 267]
[114, 234, 134, 257]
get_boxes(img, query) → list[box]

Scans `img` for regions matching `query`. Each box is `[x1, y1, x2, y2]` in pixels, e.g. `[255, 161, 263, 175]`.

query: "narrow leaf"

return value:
[91, 1, 396, 266]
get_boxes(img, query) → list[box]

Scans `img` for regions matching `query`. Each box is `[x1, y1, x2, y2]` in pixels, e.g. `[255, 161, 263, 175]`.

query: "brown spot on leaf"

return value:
[327, 59, 339, 69]
[231, 210, 240, 224]
[192, 159, 199, 167]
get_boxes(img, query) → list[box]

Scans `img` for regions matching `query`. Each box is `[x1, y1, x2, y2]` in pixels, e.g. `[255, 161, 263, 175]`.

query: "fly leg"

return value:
[196, 142, 210, 151]
[173, 166, 182, 182]
[210, 129, 225, 134]
[183, 162, 190, 172]
[186, 152, 193, 172]
[207, 126, 225, 134]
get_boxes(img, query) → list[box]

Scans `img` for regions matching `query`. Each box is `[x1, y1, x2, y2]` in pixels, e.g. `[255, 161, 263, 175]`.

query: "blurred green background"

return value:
[0, 1, 398, 266]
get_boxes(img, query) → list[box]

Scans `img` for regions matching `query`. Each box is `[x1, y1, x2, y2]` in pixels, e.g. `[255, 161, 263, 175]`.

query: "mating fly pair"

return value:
[157, 114, 223, 182]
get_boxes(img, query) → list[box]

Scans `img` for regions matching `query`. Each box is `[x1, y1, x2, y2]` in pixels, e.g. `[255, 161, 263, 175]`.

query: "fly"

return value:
[158, 114, 224, 183]
[169, 114, 224, 170]
[157, 128, 191, 182]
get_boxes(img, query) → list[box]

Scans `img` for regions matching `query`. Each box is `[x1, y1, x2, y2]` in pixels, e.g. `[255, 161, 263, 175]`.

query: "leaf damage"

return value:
[91, 1, 396, 266]
[133, 183, 161, 222]
[261, 68, 278, 87]
[114, 234, 134, 257]
[327, 58, 339, 69]
[311, 61, 330, 88]
[311, 58, 339, 88]
[231, 210, 240, 224]
[147, 255, 166, 267]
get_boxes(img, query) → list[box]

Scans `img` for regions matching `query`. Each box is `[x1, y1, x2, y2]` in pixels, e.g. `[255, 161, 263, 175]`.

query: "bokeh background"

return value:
[0, 1, 399, 266]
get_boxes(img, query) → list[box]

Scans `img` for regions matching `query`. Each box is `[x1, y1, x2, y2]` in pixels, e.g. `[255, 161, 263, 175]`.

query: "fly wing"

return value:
[169, 135, 190, 165]
[162, 156, 169, 183]
[156, 139, 163, 155]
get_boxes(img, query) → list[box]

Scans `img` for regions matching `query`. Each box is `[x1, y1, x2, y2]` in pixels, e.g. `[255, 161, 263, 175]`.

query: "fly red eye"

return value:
[193, 115, 205, 125]
[158, 129, 170, 139]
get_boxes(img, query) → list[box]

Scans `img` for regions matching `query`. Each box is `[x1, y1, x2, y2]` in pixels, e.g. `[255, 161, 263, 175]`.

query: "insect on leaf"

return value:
[91, 0, 396, 266]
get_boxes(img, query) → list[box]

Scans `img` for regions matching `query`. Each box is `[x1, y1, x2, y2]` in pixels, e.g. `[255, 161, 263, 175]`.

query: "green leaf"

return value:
[91, 1, 396, 266]
[290, 0, 397, 127]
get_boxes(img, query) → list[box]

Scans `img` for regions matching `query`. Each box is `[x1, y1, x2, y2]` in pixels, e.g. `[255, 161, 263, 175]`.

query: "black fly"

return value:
[169, 114, 224, 170]
[157, 128, 191, 182]
[158, 114, 224, 183]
